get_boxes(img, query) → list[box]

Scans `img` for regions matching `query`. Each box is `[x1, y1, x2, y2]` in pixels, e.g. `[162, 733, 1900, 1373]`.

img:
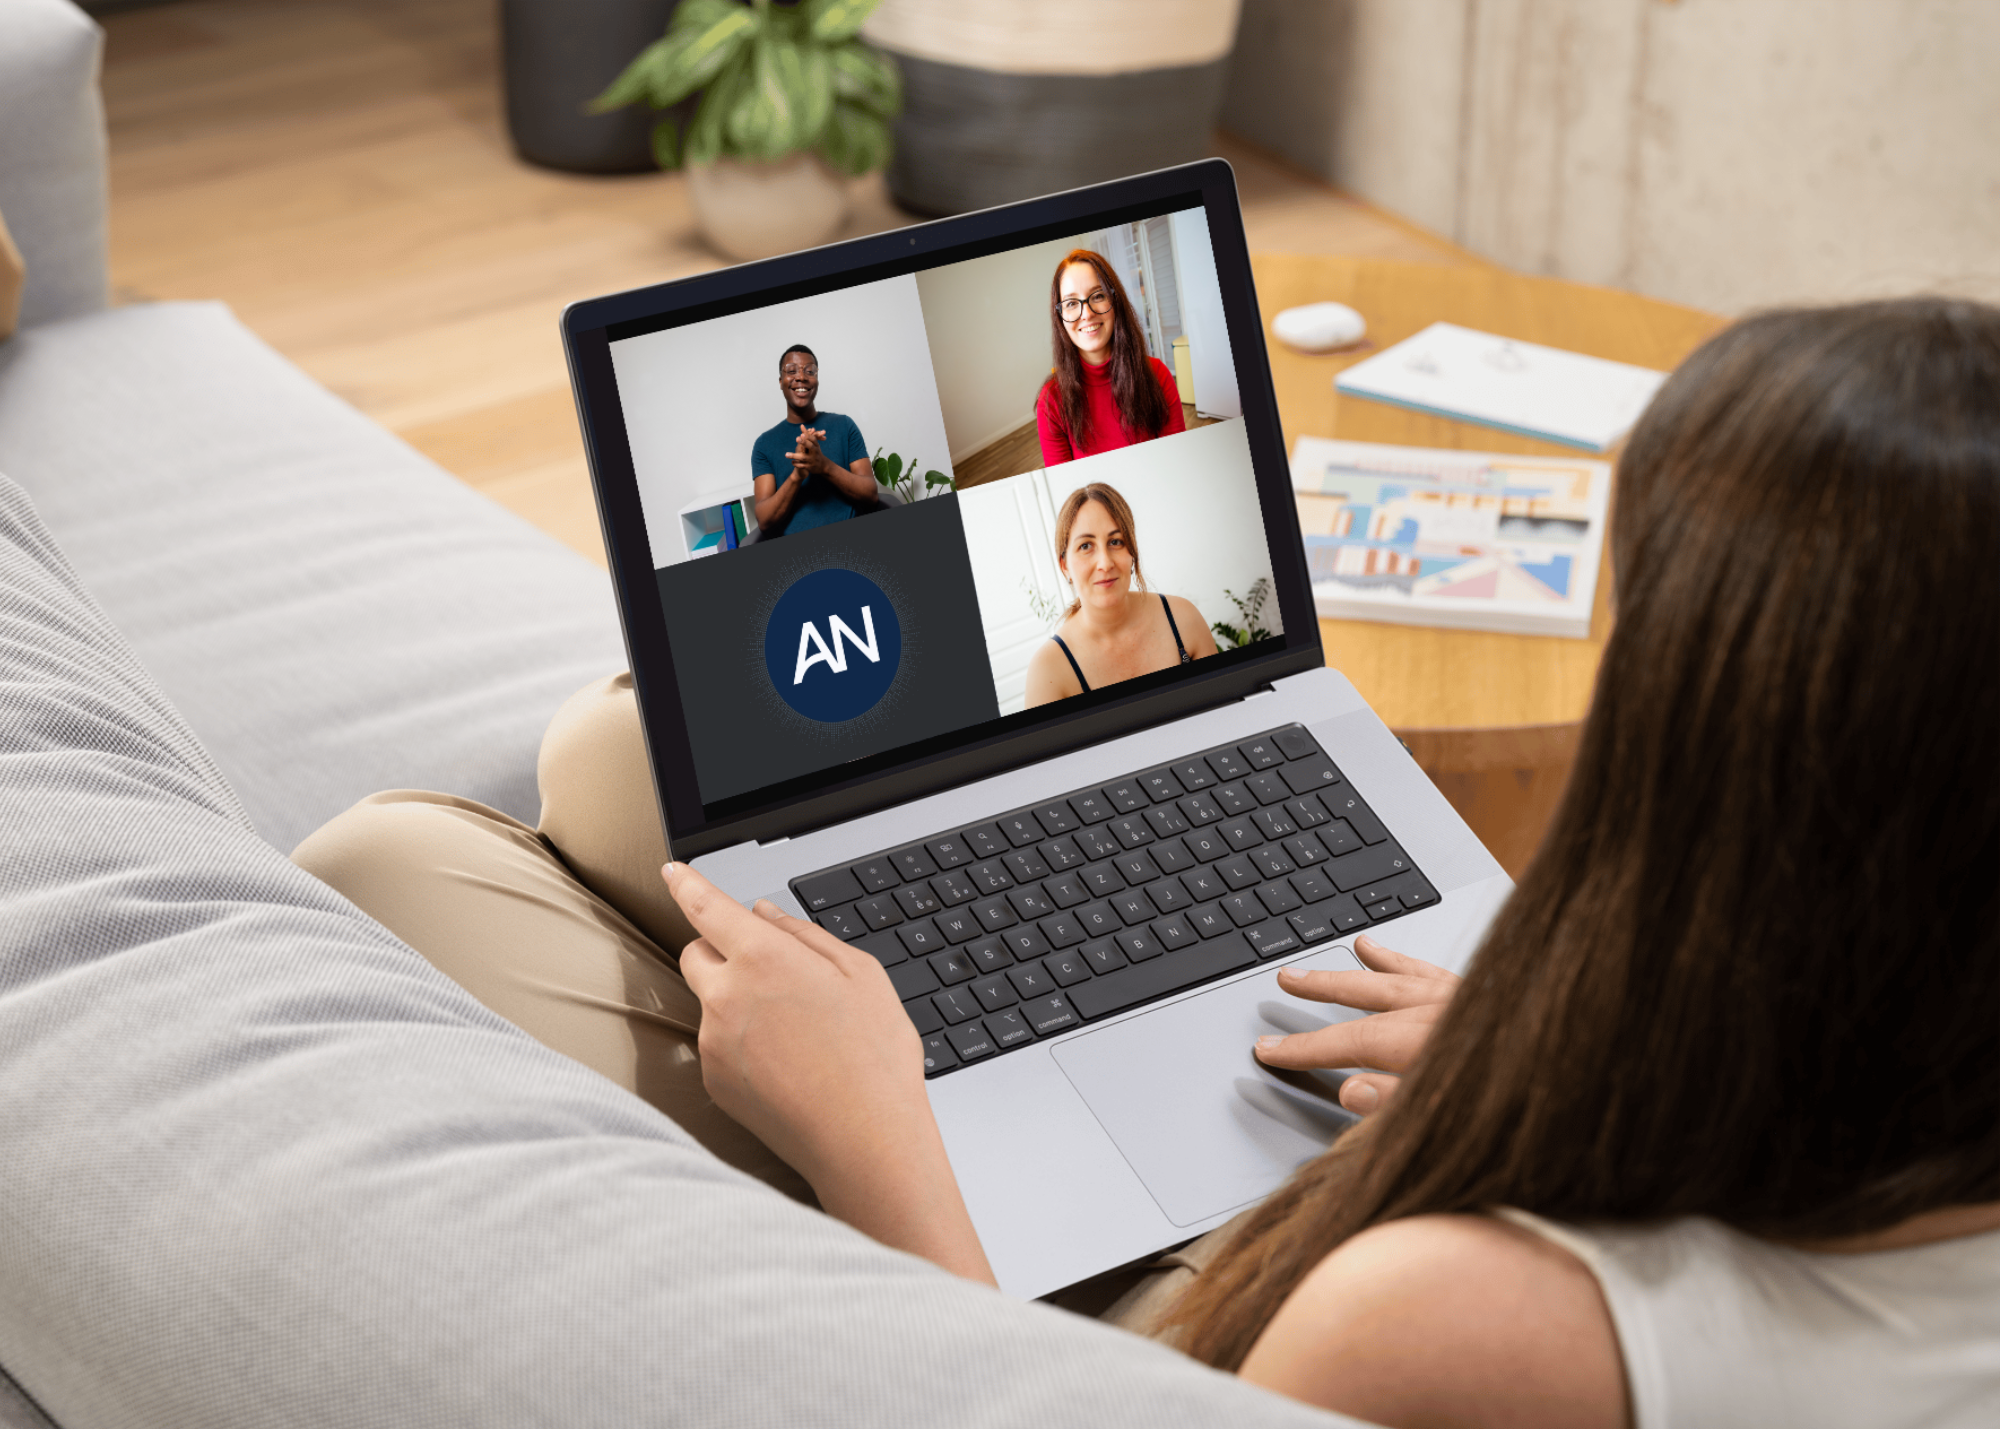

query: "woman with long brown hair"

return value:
[1035, 248, 1186, 466]
[1023, 481, 1218, 708]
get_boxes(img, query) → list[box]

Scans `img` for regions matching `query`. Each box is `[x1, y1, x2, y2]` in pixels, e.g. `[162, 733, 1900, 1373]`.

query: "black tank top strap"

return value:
[1159, 594, 1191, 664]
[1050, 633, 1091, 692]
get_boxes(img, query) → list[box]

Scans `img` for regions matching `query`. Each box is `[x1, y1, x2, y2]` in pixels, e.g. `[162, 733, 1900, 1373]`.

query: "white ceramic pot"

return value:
[685, 154, 851, 263]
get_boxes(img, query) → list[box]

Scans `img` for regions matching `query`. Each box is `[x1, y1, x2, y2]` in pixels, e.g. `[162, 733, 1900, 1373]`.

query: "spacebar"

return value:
[1068, 938, 1258, 1020]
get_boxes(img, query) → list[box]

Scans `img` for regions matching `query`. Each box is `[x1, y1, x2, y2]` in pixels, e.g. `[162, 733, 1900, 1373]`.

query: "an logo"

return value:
[763, 567, 902, 722]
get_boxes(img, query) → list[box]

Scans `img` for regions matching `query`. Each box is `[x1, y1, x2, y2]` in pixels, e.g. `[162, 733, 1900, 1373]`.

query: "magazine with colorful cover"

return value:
[1291, 436, 1610, 639]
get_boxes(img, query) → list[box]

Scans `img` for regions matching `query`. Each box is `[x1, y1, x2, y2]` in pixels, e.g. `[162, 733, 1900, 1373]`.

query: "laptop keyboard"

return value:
[790, 723, 1440, 1079]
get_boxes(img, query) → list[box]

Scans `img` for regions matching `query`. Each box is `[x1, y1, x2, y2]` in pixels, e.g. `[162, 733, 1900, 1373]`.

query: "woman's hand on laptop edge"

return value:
[665, 862, 999, 1288]
[1252, 935, 1459, 1117]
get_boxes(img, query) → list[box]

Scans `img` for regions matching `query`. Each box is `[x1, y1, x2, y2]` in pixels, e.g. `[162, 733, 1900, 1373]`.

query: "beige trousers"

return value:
[292, 673, 1231, 1329]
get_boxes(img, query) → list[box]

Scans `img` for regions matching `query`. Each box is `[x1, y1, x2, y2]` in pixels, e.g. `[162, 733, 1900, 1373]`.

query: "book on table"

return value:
[1291, 436, 1610, 639]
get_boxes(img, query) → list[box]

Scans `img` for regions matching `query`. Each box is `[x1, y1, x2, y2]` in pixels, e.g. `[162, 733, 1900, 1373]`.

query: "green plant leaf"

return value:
[818, 99, 890, 175]
[876, 451, 904, 485]
[726, 34, 797, 161]
[925, 469, 952, 491]
[650, 116, 681, 169]
[590, 34, 682, 112]
[796, 43, 834, 144]
[803, 0, 880, 43]
[829, 42, 902, 117]
[684, 55, 746, 167]
[653, 4, 760, 108]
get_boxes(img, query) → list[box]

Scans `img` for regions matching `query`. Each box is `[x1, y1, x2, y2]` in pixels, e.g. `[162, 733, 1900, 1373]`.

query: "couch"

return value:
[0, 3, 1362, 1425]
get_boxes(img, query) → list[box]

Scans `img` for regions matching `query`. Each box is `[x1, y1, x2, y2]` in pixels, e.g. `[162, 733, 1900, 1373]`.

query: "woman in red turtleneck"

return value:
[1035, 248, 1186, 466]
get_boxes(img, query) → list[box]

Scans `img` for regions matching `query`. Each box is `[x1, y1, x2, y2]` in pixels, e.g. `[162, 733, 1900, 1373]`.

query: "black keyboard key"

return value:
[1151, 837, 1195, 873]
[1040, 912, 1087, 948]
[1284, 832, 1330, 866]
[1273, 725, 1320, 760]
[1366, 898, 1399, 920]
[1327, 842, 1412, 891]
[816, 906, 867, 940]
[932, 986, 982, 1023]
[973, 896, 1018, 933]
[1141, 768, 1185, 802]
[1154, 914, 1198, 949]
[967, 859, 1013, 893]
[1250, 806, 1298, 840]
[1185, 828, 1231, 862]
[1104, 779, 1147, 813]
[892, 846, 938, 880]
[893, 883, 941, 918]
[1291, 869, 1336, 904]
[1040, 836, 1086, 870]
[1243, 920, 1302, 959]
[1068, 937, 1257, 1020]
[1401, 885, 1438, 910]
[1142, 804, 1190, 838]
[1146, 880, 1192, 914]
[1023, 994, 1080, 1036]
[1074, 825, 1122, 861]
[1045, 870, 1090, 908]
[986, 1008, 1035, 1048]
[1256, 880, 1303, 917]
[921, 1032, 958, 1075]
[1219, 817, 1263, 853]
[1109, 814, 1155, 848]
[1002, 847, 1050, 882]
[1044, 949, 1093, 986]
[1213, 783, 1256, 815]
[1114, 850, 1162, 885]
[929, 947, 979, 984]
[999, 812, 1044, 847]
[1112, 891, 1154, 926]
[1007, 885, 1056, 920]
[905, 996, 945, 1035]
[1074, 901, 1122, 938]
[1281, 757, 1343, 797]
[946, 1022, 997, 1062]
[1246, 771, 1291, 805]
[1355, 873, 1422, 908]
[1286, 795, 1330, 829]
[934, 907, 982, 944]
[1222, 892, 1265, 927]
[1216, 854, 1262, 890]
[1179, 791, 1224, 825]
[1322, 819, 1363, 855]
[1327, 894, 1368, 931]
[855, 895, 903, 930]
[1069, 790, 1113, 824]
[1007, 962, 1057, 999]
[1171, 757, 1216, 791]
[890, 959, 942, 1000]
[1081, 860, 1125, 897]
[1080, 938, 1128, 973]
[1034, 802, 1079, 835]
[1249, 845, 1297, 878]
[965, 824, 1009, 859]
[1326, 792, 1389, 844]
[855, 930, 908, 967]
[1180, 866, 1226, 902]
[1239, 736, 1284, 770]
[1116, 926, 1165, 962]
[1000, 926, 1051, 961]
[1288, 908, 1337, 944]
[796, 867, 863, 912]
[1189, 905, 1235, 939]
[928, 835, 973, 868]
[967, 936, 1012, 973]
[897, 919, 948, 957]
[972, 973, 1019, 1012]
[1206, 748, 1251, 781]
[931, 870, 978, 906]
[851, 856, 900, 892]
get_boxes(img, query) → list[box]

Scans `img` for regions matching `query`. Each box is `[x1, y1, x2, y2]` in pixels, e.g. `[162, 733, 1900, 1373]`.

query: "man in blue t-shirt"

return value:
[751, 344, 878, 538]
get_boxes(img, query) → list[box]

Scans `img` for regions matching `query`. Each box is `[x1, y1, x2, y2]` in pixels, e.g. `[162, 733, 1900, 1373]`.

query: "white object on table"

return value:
[1334, 321, 1667, 451]
[1272, 301, 1367, 352]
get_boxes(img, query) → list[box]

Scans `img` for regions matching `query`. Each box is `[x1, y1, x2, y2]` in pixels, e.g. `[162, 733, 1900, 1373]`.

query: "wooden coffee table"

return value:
[1251, 255, 1723, 871]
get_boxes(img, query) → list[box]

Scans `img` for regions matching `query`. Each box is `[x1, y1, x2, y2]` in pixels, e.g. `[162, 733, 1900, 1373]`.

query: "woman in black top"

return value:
[1023, 481, 1218, 708]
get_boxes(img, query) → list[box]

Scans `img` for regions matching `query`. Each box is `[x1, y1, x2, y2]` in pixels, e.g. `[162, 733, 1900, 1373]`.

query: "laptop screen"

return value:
[568, 166, 1319, 854]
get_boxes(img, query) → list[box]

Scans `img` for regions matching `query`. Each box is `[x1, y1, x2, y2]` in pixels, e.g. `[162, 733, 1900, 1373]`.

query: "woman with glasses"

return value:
[1036, 249, 1186, 467]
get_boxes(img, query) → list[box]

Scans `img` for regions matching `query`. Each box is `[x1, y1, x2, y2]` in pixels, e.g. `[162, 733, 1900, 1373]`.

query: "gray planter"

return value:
[501, 0, 682, 174]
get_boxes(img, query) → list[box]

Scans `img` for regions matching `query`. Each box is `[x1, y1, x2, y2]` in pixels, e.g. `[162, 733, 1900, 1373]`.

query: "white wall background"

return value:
[959, 418, 1279, 714]
[610, 273, 954, 562]
[1170, 208, 1241, 420]
[1221, 0, 2000, 315]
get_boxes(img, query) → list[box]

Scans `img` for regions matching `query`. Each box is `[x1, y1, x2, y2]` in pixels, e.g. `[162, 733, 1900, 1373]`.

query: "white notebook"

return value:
[1292, 436, 1610, 639]
[1334, 321, 1666, 451]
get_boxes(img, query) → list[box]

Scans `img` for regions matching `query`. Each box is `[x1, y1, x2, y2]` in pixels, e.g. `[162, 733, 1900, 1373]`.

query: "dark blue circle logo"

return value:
[764, 567, 902, 722]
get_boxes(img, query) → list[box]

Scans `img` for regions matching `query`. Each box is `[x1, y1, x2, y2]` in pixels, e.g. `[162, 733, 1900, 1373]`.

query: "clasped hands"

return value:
[785, 426, 830, 480]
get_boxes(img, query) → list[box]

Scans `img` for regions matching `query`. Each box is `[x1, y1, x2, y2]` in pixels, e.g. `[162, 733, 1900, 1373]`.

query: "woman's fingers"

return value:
[661, 862, 788, 962]
[1352, 933, 1456, 982]
[753, 898, 867, 969]
[1253, 1006, 1439, 1075]
[1275, 964, 1453, 1013]
[1336, 1072, 1401, 1116]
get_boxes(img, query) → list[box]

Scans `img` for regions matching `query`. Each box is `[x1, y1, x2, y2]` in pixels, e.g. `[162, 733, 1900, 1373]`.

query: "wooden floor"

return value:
[100, 0, 1472, 565]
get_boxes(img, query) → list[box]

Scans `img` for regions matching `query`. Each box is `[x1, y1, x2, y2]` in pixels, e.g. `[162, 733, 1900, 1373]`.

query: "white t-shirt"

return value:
[1496, 1208, 2000, 1428]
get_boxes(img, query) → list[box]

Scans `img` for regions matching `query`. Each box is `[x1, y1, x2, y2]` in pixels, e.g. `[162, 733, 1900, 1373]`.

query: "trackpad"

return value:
[1050, 947, 1365, 1227]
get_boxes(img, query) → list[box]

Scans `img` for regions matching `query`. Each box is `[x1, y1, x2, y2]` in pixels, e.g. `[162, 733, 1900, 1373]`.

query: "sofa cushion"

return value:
[0, 0, 108, 330]
[0, 300, 628, 850]
[0, 474, 1353, 1428]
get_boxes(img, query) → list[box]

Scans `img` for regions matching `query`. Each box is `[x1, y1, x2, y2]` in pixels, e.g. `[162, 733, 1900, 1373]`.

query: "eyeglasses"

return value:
[781, 364, 818, 377]
[1056, 289, 1114, 322]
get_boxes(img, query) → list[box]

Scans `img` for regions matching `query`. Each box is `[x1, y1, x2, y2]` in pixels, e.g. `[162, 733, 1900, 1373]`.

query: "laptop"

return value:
[561, 160, 1511, 1299]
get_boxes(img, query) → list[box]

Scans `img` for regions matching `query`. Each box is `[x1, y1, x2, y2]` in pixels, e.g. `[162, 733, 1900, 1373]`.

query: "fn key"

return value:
[921, 1032, 958, 1075]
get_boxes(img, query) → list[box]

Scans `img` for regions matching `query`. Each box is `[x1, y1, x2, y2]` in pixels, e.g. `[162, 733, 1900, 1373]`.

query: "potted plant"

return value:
[594, 0, 902, 261]
[871, 446, 950, 505]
